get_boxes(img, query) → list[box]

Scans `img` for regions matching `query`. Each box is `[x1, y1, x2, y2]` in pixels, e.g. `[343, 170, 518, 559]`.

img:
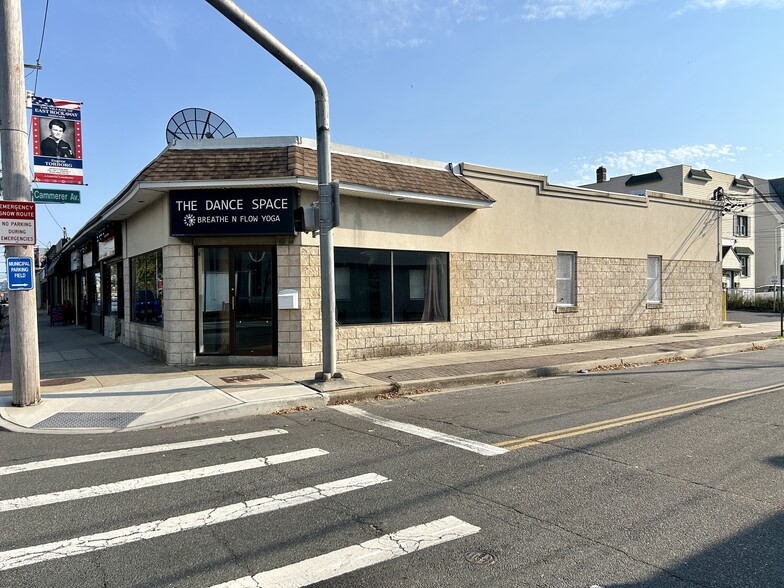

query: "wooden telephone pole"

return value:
[0, 0, 41, 405]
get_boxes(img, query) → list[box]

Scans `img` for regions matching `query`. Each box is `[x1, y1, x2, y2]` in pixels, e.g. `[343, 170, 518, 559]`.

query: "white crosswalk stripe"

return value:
[210, 516, 481, 588]
[331, 405, 508, 456]
[0, 448, 328, 512]
[0, 428, 480, 585]
[0, 429, 288, 476]
[0, 473, 391, 572]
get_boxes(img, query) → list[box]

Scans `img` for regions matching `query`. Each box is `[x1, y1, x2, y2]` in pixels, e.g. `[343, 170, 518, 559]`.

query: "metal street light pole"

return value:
[205, 0, 338, 380]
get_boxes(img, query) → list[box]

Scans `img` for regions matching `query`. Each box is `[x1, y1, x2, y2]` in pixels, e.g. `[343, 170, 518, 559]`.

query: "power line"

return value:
[23, 0, 64, 238]
[31, 0, 50, 95]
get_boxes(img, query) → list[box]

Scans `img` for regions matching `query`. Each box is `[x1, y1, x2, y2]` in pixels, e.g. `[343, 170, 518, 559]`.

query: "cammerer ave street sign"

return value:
[0, 201, 36, 245]
[32, 188, 80, 204]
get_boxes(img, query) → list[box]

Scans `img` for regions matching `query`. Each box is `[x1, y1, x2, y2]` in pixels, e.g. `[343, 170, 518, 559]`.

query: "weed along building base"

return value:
[41, 137, 723, 367]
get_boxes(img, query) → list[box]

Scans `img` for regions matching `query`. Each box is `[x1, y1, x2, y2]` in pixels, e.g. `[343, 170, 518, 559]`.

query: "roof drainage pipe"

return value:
[205, 0, 339, 381]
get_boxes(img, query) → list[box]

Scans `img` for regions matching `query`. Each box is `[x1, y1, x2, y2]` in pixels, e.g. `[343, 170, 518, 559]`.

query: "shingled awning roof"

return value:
[136, 145, 493, 205]
[63, 139, 493, 252]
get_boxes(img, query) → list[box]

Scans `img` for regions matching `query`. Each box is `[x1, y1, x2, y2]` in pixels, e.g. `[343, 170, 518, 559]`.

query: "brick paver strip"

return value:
[368, 331, 779, 383]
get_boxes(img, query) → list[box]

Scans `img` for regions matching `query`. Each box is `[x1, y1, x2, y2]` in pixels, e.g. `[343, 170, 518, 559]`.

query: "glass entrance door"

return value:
[198, 247, 276, 356]
[232, 248, 275, 355]
[88, 268, 102, 334]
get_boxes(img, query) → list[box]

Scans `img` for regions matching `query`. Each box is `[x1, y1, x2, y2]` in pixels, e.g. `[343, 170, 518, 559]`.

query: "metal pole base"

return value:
[315, 371, 344, 382]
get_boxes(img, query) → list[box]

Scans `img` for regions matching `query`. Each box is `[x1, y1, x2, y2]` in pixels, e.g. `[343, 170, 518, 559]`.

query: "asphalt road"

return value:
[1, 347, 783, 587]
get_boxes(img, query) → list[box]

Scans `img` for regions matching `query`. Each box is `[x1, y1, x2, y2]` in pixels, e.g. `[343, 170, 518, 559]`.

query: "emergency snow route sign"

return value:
[8, 257, 34, 290]
[0, 201, 36, 245]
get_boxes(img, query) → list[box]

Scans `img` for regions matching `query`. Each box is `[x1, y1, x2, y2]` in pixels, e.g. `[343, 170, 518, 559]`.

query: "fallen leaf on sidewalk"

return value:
[271, 406, 313, 415]
[742, 344, 768, 352]
[654, 356, 687, 364]
[588, 363, 639, 372]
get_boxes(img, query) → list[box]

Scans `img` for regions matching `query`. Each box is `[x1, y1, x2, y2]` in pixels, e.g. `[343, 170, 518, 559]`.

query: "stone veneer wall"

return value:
[118, 247, 721, 367]
[162, 244, 197, 365]
[330, 252, 723, 363]
[277, 244, 323, 366]
[293, 244, 324, 367]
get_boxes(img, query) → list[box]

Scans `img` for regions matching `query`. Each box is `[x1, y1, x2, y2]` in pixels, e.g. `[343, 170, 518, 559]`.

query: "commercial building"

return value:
[40, 137, 723, 367]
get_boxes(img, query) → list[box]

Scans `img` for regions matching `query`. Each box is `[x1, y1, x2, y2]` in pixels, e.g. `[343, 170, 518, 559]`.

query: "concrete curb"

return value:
[124, 393, 330, 431]
[390, 336, 784, 395]
[1, 334, 781, 434]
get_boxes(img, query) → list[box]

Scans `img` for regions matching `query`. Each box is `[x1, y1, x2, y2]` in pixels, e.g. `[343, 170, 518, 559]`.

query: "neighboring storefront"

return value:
[54, 137, 724, 367]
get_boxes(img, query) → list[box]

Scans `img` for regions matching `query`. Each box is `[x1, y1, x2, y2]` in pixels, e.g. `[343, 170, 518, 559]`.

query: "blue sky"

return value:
[11, 0, 784, 250]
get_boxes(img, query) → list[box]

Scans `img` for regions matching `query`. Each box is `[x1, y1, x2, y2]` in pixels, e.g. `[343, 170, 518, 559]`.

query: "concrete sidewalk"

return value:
[0, 311, 782, 434]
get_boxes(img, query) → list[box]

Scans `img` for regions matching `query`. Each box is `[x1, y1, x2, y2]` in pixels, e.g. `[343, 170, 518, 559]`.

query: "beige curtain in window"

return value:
[421, 256, 445, 321]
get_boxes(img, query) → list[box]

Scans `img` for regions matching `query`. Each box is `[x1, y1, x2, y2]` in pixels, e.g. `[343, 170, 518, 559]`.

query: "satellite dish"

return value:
[166, 108, 237, 143]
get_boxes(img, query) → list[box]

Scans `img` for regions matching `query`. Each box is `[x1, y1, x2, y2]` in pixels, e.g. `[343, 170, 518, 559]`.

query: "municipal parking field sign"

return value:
[8, 257, 34, 290]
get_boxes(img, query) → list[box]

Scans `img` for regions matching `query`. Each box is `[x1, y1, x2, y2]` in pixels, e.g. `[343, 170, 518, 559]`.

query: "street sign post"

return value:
[7, 257, 34, 290]
[32, 188, 80, 204]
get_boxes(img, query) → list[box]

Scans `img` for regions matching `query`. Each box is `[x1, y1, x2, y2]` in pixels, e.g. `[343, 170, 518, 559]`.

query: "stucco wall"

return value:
[583, 166, 755, 287]
[126, 198, 168, 257]
[332, 167, 718, 263]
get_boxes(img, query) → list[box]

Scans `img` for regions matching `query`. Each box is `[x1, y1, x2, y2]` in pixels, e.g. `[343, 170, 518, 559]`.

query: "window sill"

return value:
[555, 305, 578, 313]
[646, 302, 663, 309]
[131, 320, 164, 328]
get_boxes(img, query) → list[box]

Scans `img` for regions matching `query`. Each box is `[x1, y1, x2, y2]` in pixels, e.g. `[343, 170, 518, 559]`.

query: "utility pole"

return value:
[0, 0, 41, 405]
[206, 0, 339, 381]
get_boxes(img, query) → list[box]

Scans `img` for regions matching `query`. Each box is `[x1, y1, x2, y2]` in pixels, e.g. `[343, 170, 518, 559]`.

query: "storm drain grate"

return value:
[465, 551, 498, 565]
[33, 411, 144, 429]
[41, 377, 86, 387]
[220, 374, 269, 383]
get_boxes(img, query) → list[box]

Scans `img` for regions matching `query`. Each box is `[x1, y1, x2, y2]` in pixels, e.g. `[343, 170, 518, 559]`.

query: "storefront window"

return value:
[104, 262, 123, 317]
[91, 270, 102, 316]
[79, 274, 87, 324]
[131, 249, 163, 325]
[335, 248, 449, 325]
[198, 247, 230, 353]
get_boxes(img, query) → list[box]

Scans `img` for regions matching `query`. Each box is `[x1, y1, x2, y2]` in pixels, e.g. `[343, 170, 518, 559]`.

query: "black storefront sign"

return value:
[169, 187, 296, 236]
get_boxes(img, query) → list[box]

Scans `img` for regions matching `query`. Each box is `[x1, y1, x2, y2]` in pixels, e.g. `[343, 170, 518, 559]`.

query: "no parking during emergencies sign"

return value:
[0, 201, 36, 245]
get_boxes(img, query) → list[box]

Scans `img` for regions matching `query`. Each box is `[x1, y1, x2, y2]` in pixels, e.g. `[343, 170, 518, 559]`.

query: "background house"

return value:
[582, 165, 756, 290]
[743, 175, 784, 288]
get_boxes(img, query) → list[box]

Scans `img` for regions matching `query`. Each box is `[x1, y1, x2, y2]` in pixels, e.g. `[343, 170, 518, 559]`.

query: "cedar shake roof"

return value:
[136, 145, 493, 204]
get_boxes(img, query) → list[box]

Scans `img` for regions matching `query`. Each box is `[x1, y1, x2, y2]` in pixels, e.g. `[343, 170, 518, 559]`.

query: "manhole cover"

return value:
[41, 377, 86, 387]
[220, 374, 269, 383]
[465, 551, 498, 565]
[33, 412, 144, 429]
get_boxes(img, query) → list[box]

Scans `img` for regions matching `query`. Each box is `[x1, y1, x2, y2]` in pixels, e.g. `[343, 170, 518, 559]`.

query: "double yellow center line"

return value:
[496, 383, 784, 451]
